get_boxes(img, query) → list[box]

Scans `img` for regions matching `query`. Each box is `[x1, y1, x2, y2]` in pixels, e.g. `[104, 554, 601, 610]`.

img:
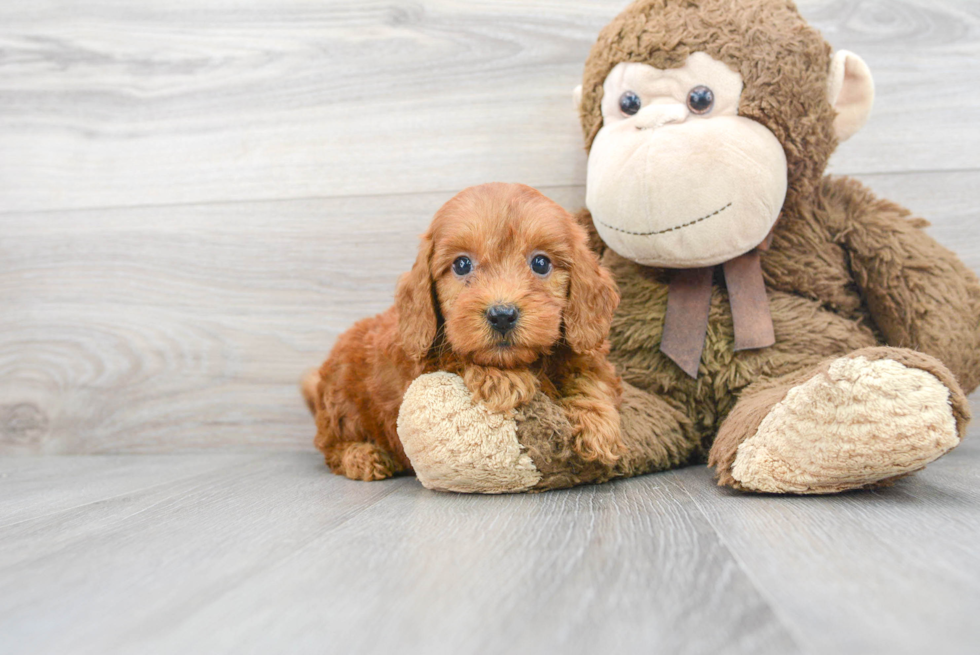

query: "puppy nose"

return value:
[486, 304, 520, 335]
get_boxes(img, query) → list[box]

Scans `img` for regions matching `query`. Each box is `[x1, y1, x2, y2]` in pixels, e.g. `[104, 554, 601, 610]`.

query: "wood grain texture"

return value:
[0, 0, 979, 213]
[0, 454, 259, 527]
[3, 440, 979, 654]
[1, 1, 979, 456]
[1, 173, 978, 454]
[0, 453, 798, 655]
[677, 433, 980, 655]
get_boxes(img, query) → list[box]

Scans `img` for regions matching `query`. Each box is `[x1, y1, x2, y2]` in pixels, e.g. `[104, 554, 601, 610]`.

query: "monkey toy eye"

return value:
[619, 91, 642, 116]
[530, 254, 552, 275]
[452, 256, 473, 276]
[687, 85, 714, 114]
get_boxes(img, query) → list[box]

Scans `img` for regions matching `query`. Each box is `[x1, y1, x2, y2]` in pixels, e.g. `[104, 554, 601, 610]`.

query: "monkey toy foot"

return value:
[396, 372, 543, 493]
[710, 348, 970, 494]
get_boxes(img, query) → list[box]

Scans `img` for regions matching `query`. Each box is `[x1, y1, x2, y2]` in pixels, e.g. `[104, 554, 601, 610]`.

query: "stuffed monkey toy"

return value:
[396, 0, 980, 494]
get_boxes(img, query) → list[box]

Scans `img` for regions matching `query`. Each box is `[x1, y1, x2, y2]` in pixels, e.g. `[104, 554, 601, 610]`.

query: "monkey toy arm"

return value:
[396, 373, 694, 493]
[827, 176, 980, 393]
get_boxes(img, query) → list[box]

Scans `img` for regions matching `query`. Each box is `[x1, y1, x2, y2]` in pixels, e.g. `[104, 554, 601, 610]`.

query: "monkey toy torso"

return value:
[395, 0, 980, 495]
[600, 175, 979, 490]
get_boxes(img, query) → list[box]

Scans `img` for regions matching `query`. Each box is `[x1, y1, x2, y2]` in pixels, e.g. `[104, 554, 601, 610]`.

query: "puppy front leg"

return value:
[558, 355, 625, 466]
[462, 366, 539, 414]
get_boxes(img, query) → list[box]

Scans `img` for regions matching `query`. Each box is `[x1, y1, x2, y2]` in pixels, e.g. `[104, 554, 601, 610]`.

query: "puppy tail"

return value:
[300, 368, 321, 415]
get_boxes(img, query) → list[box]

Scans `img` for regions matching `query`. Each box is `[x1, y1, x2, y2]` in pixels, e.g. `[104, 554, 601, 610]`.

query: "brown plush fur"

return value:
[507, 0, 980, 492]
[580, 0, 837, 207]
[310, 183, 624, 481]
[518, 381, 696, 491]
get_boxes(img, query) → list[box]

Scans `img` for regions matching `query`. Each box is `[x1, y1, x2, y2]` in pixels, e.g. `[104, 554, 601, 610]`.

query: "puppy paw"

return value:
[397, 372, 542, 493]
[327, 442, 401, 481]
[462, 366, 539, 414]
[568, 406, 625, 467]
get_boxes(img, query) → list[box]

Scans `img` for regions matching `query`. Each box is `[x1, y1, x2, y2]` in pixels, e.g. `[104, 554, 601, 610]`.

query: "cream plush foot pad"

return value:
[732, 356, 959, 494]
[397, 372, 542, 493]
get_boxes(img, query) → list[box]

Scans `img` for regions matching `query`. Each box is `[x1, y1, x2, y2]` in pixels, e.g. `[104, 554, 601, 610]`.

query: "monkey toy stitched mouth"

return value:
[595, 202, 733, 237]
[585, 53, 788, 269]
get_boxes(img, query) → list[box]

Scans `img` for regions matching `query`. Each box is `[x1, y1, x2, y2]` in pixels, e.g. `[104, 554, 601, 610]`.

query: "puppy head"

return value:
[396, 183, 619, 367]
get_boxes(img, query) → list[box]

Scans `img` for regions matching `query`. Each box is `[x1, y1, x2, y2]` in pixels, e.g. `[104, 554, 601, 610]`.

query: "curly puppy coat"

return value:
[305, 183, 624, 481]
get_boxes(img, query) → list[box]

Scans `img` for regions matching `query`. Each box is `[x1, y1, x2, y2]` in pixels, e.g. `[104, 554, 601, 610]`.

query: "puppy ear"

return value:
[564, 222, 619, 354]
[395, 233, 438, 360]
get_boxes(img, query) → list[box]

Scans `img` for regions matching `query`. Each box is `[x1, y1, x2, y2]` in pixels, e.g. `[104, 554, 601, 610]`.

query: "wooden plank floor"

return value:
[2, 0, 980, 653]
[2, 436, 979, 655]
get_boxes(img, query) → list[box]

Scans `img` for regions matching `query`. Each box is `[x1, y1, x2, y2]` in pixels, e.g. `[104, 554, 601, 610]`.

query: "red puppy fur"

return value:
[307, 183, 624, 481]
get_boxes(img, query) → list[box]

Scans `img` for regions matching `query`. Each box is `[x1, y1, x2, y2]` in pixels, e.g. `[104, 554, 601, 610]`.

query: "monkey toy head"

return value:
[575, 0, 875, 269]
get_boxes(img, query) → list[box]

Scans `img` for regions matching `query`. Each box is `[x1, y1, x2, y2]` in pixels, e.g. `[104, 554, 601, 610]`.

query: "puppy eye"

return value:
[619, 91, 641, 116]
[530, 254, 552, 275]
[452, 256, 473, 276]
[687, 85, 714, 115]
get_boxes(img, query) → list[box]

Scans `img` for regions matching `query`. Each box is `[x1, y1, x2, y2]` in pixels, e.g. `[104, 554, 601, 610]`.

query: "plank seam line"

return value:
[113, 476, 414, 634]
[0, 184, 587, 218]
[4, 166, 979, 216]
[674, 477, 814, 655]
[0, 455, 260, 531]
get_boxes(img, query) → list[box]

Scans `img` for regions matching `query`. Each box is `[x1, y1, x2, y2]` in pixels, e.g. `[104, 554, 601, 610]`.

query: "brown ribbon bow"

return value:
[660, 236, 775, 378]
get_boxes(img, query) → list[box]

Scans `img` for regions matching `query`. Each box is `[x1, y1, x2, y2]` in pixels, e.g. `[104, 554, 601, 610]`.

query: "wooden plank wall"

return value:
[1, 0, 978, 454]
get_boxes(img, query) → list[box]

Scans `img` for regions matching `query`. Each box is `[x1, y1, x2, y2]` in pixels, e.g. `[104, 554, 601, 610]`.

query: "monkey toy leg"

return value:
[708, 347, 970, 494]
[396, 372, 697, 493]
[398, 347, 970, 494]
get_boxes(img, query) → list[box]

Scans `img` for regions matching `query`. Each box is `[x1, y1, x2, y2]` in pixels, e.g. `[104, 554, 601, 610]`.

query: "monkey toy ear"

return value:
[827, 50, 875, 143]
[572, 85, 583, 112]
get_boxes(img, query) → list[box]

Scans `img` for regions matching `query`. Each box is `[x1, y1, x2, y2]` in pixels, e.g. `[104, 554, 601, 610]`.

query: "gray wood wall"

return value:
[2, 0, 978, 454]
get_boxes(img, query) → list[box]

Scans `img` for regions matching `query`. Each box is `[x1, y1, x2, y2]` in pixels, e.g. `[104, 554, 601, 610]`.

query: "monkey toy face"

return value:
[577, 8, 875, 272]
[586, 52, 788, 268]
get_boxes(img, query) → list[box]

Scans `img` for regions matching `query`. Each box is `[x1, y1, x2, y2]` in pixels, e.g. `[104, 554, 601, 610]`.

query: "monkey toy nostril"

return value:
[486, 304, 520, 336]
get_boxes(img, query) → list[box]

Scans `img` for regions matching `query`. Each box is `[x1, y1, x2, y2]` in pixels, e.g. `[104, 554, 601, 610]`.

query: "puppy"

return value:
[305, 183, 623, 481]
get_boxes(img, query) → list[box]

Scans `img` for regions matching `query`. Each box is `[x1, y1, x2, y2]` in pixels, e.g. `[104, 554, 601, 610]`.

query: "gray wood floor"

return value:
[2, 1, 980, 653]
[3, 437, 979, 655]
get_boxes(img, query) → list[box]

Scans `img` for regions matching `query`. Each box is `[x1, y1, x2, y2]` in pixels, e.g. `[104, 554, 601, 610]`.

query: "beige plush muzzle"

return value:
[586, 114, 788, 268]
[584, 56, 789, 268]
